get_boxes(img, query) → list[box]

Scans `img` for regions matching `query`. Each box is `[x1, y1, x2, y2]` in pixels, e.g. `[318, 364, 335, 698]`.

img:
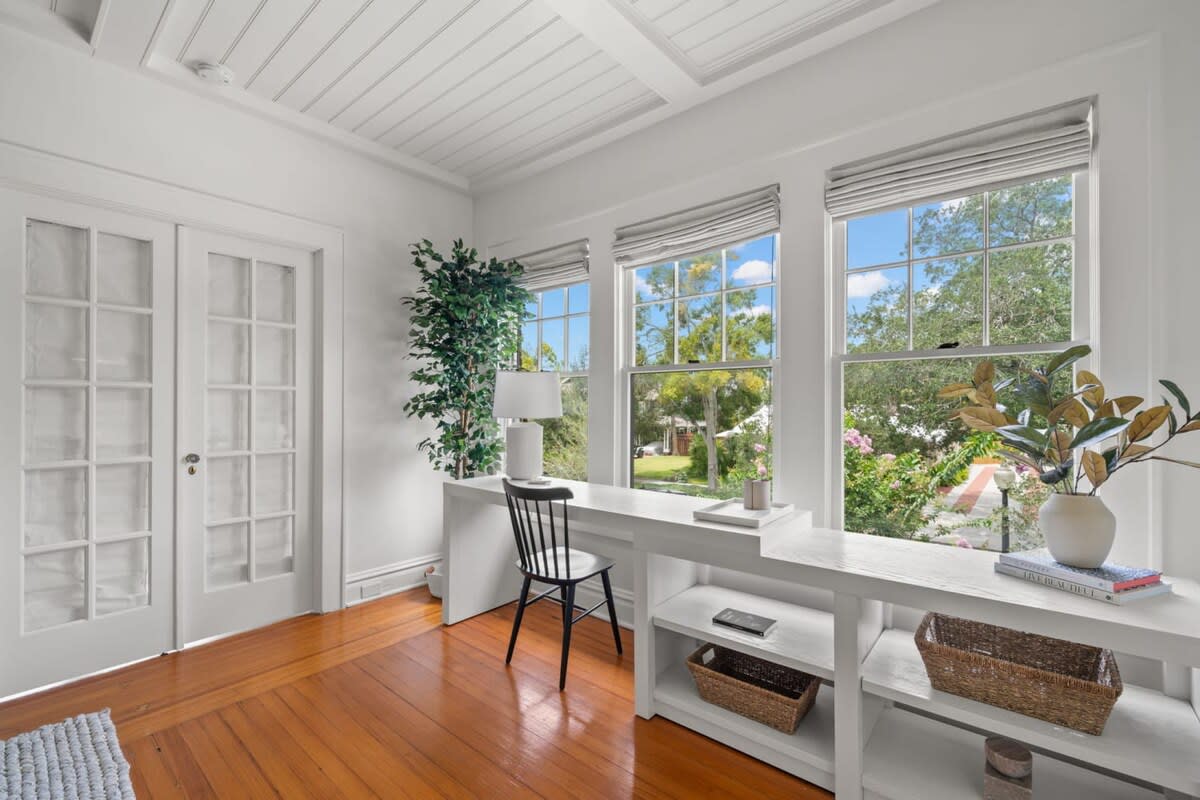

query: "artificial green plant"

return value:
[402, 239, 532, 479]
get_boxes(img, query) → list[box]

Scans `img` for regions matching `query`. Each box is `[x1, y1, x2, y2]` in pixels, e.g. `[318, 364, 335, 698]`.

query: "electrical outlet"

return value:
[361, 580, 382, 599]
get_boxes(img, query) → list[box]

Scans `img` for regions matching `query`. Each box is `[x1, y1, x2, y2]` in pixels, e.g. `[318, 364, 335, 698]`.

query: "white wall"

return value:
[0, 25, 473, 592]
[475, 0, 1200, 582]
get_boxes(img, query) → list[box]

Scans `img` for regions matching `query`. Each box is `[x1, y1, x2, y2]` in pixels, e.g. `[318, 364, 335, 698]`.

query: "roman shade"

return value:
[613, 185, 780, 268]
[513, 239, 589, 292]
[826, 100, 1093, 218]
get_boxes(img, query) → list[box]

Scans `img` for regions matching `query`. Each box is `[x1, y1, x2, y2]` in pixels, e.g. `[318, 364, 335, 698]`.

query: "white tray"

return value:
[693, 499, 795, 528]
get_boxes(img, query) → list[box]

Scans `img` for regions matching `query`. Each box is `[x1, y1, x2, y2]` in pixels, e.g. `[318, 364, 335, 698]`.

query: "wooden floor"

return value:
[0, 588, 830, 799]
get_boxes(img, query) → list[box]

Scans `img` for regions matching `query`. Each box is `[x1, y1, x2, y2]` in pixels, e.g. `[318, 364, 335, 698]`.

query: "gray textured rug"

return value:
[0, 710, 134, 800]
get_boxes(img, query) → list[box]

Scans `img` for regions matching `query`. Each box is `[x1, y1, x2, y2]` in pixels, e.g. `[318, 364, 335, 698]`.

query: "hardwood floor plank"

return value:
[276, 679, 455, 799]
[0, 591, 440, 738]
[233, 694, 378, 800]
[313, 663, 538, 799]
[145, 727, 218, 798]
[356, 648, 628, 800]
[0, 588, 831, 799]
[176, 714, 280, 798]
[216, 702, 333, 800]
[256, 689, 413, 800]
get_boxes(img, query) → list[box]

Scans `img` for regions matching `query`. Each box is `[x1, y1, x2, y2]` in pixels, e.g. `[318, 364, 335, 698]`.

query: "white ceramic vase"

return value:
[1039, 493, 1116, 568]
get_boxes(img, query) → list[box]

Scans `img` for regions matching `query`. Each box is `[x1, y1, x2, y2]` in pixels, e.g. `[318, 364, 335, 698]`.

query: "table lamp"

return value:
[492, 371, 562, 480]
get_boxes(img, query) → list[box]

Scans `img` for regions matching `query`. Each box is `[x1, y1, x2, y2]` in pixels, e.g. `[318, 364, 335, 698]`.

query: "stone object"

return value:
[986, 736, 1033, 778]
[985, 762, 1032, 800]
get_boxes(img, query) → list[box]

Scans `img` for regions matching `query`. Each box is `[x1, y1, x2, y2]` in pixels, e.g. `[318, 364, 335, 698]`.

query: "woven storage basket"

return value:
[915, 613, 1122, 735]
[685, 643, 821, 733]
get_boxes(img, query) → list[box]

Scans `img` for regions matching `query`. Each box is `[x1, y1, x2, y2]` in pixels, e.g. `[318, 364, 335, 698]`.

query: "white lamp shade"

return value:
[493, 371, 562, 419]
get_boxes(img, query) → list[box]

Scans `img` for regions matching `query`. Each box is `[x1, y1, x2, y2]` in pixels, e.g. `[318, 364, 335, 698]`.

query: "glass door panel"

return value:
[203, 255, 298, 590]
[180, 228, 311, 646]
[20, 223, 156, 632]
[1, 189, 174, 697]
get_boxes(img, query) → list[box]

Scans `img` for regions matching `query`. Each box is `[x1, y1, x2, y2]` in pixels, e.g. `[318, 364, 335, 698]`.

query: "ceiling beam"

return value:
[539, 0, 701, 104]
[90, 0, 175, 66]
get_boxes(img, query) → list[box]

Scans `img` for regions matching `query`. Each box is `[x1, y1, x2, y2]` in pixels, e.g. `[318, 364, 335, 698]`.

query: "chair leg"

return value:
[506, 576, 532, 665]
[601, 570, 623, 655]
[559, 584, 576, 691]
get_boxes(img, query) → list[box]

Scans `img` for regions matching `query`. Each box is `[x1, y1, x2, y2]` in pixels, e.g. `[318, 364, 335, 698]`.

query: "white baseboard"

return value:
[344, 552, 636, 630]
[573, 579, 635, 630]
[345, 553, 442, 606]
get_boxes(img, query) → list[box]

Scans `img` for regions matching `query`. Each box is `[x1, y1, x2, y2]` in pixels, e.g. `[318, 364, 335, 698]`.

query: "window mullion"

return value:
[720, 248, 728, 362]
[982, 190, 991, 347]
[907, 207, 914, 352]
[672, 261, 680, 365]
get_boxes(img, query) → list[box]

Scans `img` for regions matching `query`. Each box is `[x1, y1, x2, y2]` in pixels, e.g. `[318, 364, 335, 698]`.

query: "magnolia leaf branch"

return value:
[939, 346, 1200, 495]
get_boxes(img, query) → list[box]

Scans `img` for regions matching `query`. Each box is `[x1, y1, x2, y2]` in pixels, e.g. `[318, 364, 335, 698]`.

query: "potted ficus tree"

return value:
[402, 239, 532, 480]
[940, 345, 1200, 567]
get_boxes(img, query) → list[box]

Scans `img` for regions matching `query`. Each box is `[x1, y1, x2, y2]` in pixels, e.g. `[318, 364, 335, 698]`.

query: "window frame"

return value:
[521, 280, 590, 379]
[829, 171, 1092, 530]
[621, 232, 781, 492]
[518, 279, 590, 482]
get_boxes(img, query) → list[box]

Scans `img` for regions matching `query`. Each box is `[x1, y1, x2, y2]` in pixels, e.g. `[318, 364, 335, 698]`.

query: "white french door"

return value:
[0, 190, 176, 697]
[178, 229, 314, 644]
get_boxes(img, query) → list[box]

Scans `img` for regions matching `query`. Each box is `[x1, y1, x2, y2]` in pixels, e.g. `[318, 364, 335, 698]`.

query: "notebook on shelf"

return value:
[712, 607, 778, 637]
[998, 548, 1161, 593]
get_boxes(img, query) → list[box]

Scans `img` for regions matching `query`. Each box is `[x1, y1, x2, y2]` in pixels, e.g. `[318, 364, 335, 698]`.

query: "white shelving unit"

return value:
[653, 584, 835, 679]
[446, 478, 1200, 799]
[862, 628, 1200, 796]
[863, 707, 1163, 800]
[654, 661, 873, 790]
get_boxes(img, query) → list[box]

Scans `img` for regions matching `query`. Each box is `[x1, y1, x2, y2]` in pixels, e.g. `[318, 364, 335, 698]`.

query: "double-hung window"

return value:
[829, 102, 1093, 548]
[514, 240, 590, 481]
[617, 187, 780, 499]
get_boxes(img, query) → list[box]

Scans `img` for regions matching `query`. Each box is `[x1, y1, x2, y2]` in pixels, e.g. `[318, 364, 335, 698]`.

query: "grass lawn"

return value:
[632, 454, 691, 481]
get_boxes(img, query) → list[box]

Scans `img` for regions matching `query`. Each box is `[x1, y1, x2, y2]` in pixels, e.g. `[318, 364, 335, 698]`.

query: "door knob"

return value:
[184, 453, 200, 464]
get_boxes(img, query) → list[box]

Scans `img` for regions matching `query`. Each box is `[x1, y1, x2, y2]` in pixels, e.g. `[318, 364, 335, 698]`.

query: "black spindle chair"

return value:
[502, 479, 623, 690]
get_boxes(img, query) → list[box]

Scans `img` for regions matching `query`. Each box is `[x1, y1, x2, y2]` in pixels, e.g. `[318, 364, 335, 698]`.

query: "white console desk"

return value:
[443, 476, 1200, 800]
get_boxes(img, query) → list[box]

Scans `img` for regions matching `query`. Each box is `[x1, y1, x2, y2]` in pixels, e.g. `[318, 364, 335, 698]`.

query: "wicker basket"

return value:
[685, 643, 821, 733]
[915, 613, 1122, 735]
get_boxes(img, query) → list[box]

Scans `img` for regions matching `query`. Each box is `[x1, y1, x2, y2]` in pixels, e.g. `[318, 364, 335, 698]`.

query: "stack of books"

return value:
[995, 549, 1172, 605]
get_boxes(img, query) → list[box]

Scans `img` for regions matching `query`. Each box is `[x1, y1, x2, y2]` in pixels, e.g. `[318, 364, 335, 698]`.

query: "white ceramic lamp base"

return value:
[505, 421, 543, 480]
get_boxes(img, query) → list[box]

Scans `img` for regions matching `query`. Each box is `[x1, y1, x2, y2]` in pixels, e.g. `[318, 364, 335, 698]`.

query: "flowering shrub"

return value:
[843, 413, 940, 538]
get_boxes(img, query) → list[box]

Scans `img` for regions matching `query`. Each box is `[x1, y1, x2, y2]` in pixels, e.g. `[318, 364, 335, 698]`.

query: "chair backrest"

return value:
[502, 479, 575, 579]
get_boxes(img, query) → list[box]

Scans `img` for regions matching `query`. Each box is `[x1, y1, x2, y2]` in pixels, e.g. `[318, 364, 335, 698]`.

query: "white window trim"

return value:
[619, 233, 781, 491]
[522, 279, 590, 379]
[828, 171, 1092, 529]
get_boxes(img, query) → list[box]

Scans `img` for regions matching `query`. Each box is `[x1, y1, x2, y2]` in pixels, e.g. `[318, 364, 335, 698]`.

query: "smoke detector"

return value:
[193, 62, 235, 86]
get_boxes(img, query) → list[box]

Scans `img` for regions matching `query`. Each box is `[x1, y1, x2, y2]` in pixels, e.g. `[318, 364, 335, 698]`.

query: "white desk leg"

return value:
[634, 550, 654, 719]
[442, 492, 523, 625]
[635, 552, 699, 719]
[834, 591, 865, 800]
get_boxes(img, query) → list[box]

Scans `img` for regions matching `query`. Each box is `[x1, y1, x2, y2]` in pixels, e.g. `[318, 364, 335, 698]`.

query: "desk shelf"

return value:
[655, 661, 871, 791]
[863, 707, 1163, 800]
[653, 584, 835, 680]
[862, 628, 1200, 796]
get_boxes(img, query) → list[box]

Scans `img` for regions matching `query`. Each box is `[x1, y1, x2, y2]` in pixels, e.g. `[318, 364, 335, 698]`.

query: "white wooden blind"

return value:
[826, 100, 1093, 218]
[513, 239, 589, 291]
[613, 185, 780, 268]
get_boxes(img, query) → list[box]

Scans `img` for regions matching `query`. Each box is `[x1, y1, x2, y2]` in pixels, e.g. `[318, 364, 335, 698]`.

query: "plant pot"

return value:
[424, 564, 444, 599]
[744, 479, 771, 510]
[1039, 494, 1116, 568]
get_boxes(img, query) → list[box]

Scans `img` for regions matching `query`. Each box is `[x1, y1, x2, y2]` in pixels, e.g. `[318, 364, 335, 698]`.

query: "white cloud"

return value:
[846, 270, 895, 299]
[733, 304, 772, 318]
[730, 259, 772, 284]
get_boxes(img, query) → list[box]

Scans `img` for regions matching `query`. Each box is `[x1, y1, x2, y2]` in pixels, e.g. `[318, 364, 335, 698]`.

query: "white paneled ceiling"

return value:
[4, 0, 104, 42]
[153, 0, 664, 183]
[629, 0, 891, 80]
[1, 0, 940, 190]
